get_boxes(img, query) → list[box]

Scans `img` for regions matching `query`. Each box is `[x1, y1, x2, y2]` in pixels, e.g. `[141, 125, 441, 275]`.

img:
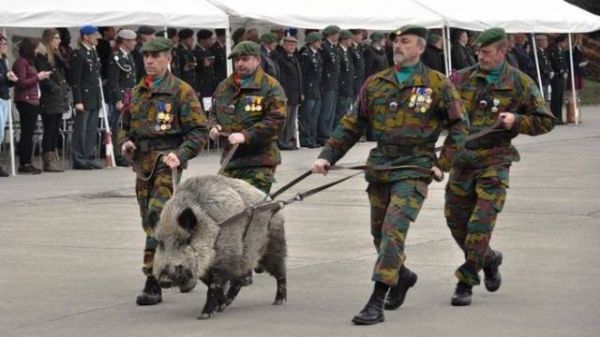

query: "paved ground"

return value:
[1, 106, 599, 337]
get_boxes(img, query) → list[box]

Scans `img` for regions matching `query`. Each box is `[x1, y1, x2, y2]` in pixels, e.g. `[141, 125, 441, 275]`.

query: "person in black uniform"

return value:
[277, 35, 303, 150]
[549, 34, 569, 123]
[335, 30, 354, 128]
[70, 25, 103, 169]
[175, 28, 197, 90]
[532, 34, 553, 100]
[260, 33, 280, 79]
[194, 29, 215, 110]
[350, 29, 366, 97]
[364, 32, 388, 78]
[422, 33, 445, 73]
[317, 25, 340, 145]
[211, 29, 227, 92]
[132, 26, 155, 81]
[107, 29, 137, 166]
[298, 31, 323, 148]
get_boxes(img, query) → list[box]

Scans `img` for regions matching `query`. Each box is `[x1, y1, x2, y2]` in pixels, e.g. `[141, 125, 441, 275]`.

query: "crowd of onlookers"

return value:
[0, 25, 592, 177]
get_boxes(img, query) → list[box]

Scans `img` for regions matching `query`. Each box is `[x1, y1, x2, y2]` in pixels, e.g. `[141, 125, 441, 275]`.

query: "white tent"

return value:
[0, 0, 229, 28]
[208, 0, 445, 30]
[415, 0, 600, 33]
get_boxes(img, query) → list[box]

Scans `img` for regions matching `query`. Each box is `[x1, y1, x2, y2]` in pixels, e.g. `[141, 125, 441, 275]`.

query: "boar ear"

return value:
[177, 207, 197, 233]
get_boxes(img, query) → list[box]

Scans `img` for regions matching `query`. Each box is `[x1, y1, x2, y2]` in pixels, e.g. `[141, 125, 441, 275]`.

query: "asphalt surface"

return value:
[1, 106, 599, 337]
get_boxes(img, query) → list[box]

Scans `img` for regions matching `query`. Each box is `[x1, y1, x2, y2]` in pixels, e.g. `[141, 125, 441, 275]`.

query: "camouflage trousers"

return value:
[368, 179, 428, 286]
[135, 168, 175, 277]
[222, 166, 276, 194]
[445, 164, 509, 286]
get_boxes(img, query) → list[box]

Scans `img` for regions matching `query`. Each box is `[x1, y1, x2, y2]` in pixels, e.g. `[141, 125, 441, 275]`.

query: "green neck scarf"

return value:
[395, 63, 418, 84]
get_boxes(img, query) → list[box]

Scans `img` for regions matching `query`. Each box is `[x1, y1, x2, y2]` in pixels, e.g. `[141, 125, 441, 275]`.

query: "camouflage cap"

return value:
[370, 32, 384, 42]
[260, 33, 279, 44]
[140, 37, 173, 53]
[322, 25, 341, 37]
[228, 41, 261, 59]
[474, 27, 506, 48]
[339, 30, 352, 40]
[305, 31, 322, 44]
[395, 25, 429, 40]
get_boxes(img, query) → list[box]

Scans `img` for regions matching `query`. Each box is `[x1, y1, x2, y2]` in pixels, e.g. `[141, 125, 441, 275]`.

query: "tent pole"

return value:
[445, 26, 452, 72]
[530, 33, 545, 101]
[441, 25, 449, 77]
[2, 27, 16, 176]
[225, 17, 233, 77]
[567, 33, 579, 124]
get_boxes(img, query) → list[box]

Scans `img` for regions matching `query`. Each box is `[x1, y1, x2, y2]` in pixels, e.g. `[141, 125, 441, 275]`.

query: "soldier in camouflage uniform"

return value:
[312, 25, 468, 325]
[446, 28, 554, 307]
[209, 41, 287, 194]
[118, 37, 208, 306]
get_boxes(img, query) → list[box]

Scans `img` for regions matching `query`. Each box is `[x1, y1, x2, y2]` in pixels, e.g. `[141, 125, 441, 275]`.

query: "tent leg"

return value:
[567, 33, 579, 125]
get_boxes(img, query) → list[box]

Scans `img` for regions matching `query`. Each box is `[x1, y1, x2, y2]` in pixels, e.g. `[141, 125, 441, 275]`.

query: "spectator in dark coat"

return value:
[365, 32, 388, 78]
[277, 36, 303, 150]
[13, 37, 51, 174]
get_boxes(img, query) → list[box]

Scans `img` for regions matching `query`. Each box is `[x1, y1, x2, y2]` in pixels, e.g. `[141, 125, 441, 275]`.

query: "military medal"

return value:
[479, 100, 488, 108]
[227, 104, 235, 114]
[408, 88, 417, 108]
[491, 98, 500, 113]
[165, 103, 172, 113]
[389, 101, 398, 112]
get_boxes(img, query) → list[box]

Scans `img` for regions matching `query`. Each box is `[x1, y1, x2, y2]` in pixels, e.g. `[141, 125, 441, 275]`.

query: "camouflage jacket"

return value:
[118, 71, 208, 170]
[319, 62, 468, 183]
[452, 62, 554, 168]
[209, 66, 287, 169]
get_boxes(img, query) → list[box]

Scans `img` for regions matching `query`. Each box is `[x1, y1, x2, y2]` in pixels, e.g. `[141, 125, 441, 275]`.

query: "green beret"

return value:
[339, 30, 352, 40]
[140, 37, 173, 53]
[427, 33, 442, 45]
[228, 41, 260, 59]
[370, 32, 384, 42]
[305, 32, 322, 44]
[395, 25, 428, 40]
[475, 27, 506, 48]
[323, 25, 341, 37]
[260, 33, 279, 44]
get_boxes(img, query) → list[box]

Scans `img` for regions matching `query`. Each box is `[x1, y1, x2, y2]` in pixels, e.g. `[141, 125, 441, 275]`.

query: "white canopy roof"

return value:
[416, 0, 600, 33]
[208, 0, 445, 30]
[0, 0, 229, 28]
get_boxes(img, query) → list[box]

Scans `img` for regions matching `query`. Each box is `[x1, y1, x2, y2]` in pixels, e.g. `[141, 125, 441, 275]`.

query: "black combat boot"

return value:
[136, 277, 163, 305]
[451, 282, 473, 306]
[384, 266, 418, 310]
[483, 250, 503, 292]
[351, 281, 388, 325]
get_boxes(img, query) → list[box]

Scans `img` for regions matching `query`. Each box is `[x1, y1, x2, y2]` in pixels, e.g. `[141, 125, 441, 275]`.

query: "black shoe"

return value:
[136, 277, 163, 305]
[0, 166, 9, 177]
[18, 164, 42, 175]
[451, 282, 472, 306]
[352, 282, 388, 325]
[484, 250, 503, 292]
[89, 161, 104, 169]
[73, 163, 93, 170]
[384, 266, 418, 310]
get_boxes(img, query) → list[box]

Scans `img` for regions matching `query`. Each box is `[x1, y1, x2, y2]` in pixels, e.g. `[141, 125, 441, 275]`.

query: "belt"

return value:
[377, 143, 435, 157]
[136, 136, 183, 153]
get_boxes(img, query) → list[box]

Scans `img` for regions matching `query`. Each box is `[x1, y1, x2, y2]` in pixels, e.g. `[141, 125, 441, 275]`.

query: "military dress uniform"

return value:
[318, 26, 468, 325]
[335, 35, 355, 128]
[446, 28, 554, 305]
[298, 32, 323, 148]
[317, 25, 341, 145]
[194, 45, 215, 100]
[175, 44, 198, 90]
[70, 28, 103, 169]
[118, 38, 208, 305]
[107, 44, 137, 164]
[350, 41, 366, 97]
[210, 41, 287, 193]
[549, 41, 569, 122]
[534, 46, 553, 99]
